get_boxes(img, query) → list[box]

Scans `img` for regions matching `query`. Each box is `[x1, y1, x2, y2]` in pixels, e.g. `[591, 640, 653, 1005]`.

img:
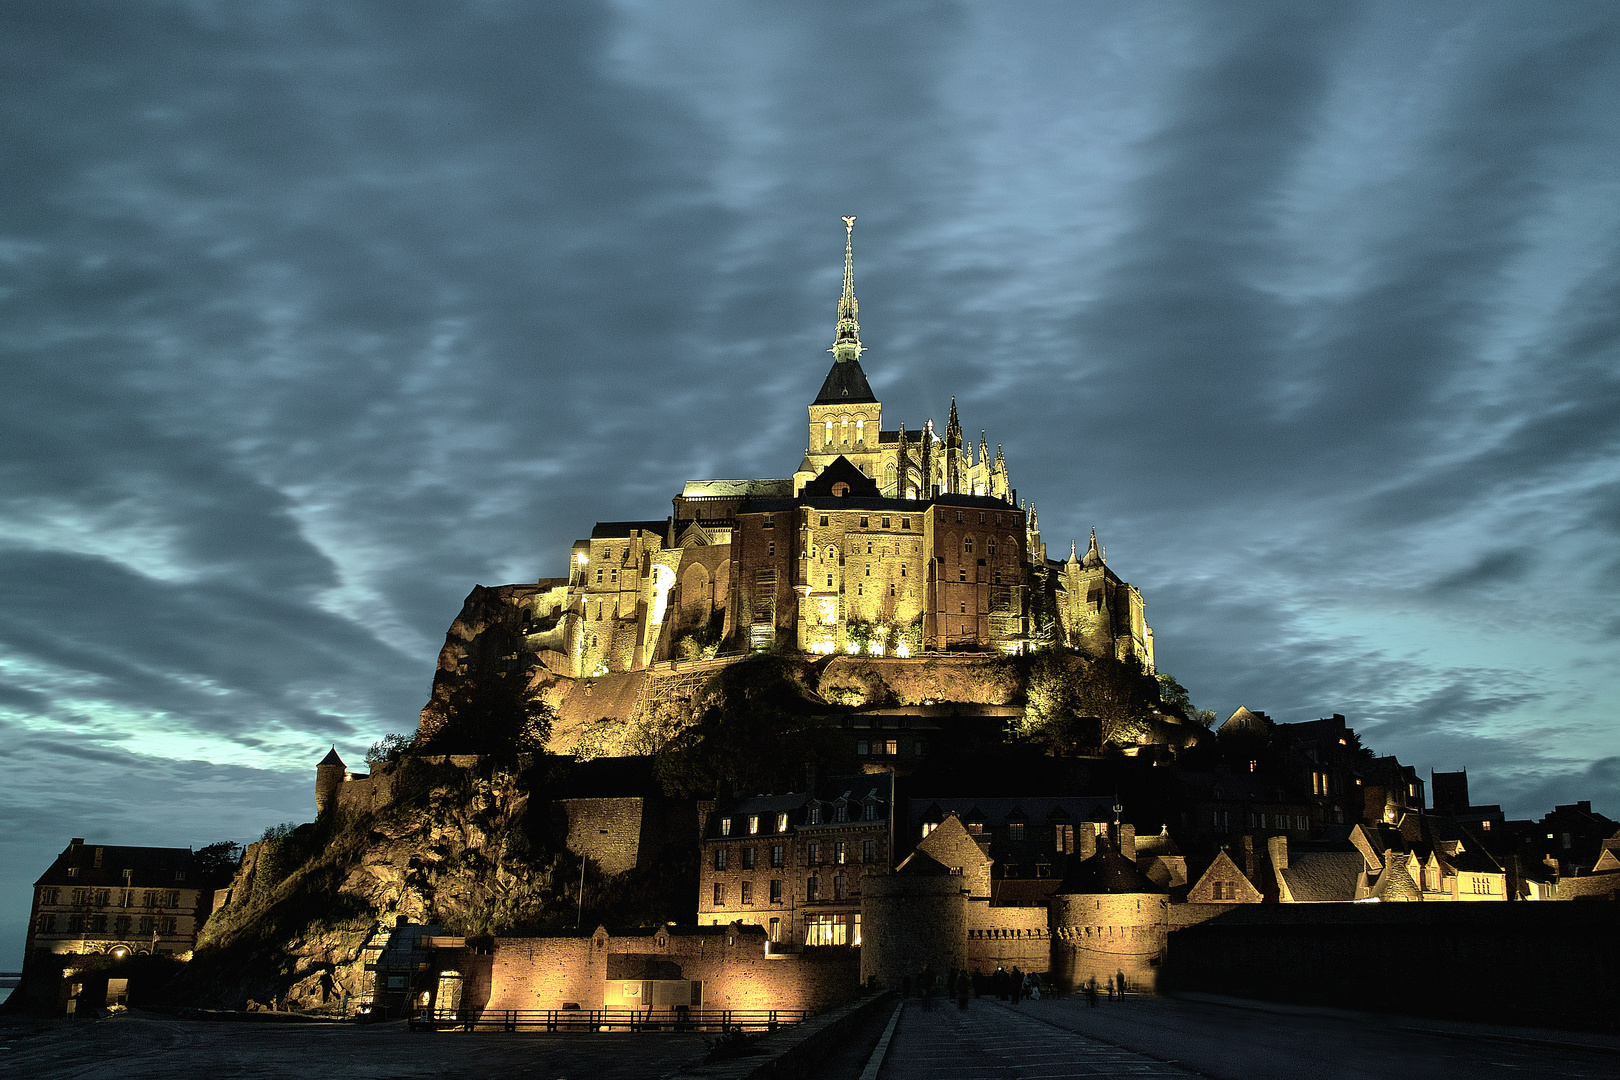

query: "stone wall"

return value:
[1160, 903, 1620, 1032]
[552, 798, 647, 877]
[964, 903, 1051, 974]
[1049, 893, 1168, 995]
[472, 925, 858, 1014]
[860, 873, 967, 989]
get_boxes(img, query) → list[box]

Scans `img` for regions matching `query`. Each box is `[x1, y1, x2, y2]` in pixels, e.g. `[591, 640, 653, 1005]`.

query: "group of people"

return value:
[1082, 970, 1130, 1008]
[905, 964, 1045, 1010]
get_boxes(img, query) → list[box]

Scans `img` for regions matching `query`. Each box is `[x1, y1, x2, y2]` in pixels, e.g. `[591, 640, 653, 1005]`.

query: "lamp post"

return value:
[577, 829, 609, 928]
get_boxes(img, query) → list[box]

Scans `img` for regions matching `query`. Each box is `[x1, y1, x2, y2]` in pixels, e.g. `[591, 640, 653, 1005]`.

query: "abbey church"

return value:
[517, 219, 1153, 678]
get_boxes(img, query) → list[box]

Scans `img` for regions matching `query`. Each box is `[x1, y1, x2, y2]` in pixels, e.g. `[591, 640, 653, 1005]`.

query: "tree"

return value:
[1155, 673, 1192, 719]
[192, 841, 244, 888]
[655, 656, 856, 797]
[419, 616, 555, 756]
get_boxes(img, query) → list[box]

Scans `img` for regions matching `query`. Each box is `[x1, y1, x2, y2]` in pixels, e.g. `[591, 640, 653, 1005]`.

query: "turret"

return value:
[1082, 527, 1104, 569]
[316, 747, 345, 816]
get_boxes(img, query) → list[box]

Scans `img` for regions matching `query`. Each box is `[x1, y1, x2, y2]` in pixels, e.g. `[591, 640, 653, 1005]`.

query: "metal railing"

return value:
[410, 1007, 809, 1033]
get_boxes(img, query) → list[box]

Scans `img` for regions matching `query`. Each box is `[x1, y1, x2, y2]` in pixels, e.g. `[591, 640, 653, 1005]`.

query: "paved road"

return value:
[876, 998, 1194, 1079]
[0, 1012, 712, 1079]
[878, 994, 1620, 1080]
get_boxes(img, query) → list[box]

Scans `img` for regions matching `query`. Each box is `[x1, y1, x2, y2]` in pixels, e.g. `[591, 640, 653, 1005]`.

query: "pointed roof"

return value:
[1081, 527, 1104, 568]
[800, 455, 882, 498]
[1057, 846, 1165, 896]
[945, 397, 961, 446]
[320, 746, 345, 768]
[813, 357, 877, 405]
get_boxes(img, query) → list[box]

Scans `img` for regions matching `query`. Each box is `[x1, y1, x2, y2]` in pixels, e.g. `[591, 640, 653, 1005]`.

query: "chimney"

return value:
[1117, 823, 1136, 862]
[1267, 834, 1289, 872]
[1079, 823, 1098, 861]
[1239, 835, 1256, 877]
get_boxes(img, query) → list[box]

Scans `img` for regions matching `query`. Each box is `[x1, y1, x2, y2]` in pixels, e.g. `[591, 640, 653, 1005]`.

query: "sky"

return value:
[4, 0, 1620, 966]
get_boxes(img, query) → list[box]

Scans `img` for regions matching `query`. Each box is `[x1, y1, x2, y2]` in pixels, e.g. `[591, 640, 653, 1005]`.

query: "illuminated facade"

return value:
[511, 219, 1155, 676]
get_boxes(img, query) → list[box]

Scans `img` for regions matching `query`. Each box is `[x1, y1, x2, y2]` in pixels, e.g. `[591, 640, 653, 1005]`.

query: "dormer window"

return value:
[776, 813, 789, 833]
[721, 817, 733, 836]
[835, 804, 849, 823]
[808, 805, 822, 825]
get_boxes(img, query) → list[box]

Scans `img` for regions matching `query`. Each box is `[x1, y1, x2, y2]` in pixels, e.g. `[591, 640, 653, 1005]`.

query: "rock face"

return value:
[180, 759, 572, 1012]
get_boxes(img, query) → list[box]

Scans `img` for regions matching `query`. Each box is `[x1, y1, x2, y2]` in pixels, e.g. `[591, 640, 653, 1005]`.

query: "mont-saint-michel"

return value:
[8, 219, 1618, 1080]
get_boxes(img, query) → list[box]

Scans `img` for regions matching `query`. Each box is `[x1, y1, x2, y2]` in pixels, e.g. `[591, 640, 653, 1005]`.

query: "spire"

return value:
[945, 397, 962, 448]
[979, 430, 989, 465]
[1069, 540, 1079, 564]
[1082, 527, 1104, 568]
[830, 215, 863, 362]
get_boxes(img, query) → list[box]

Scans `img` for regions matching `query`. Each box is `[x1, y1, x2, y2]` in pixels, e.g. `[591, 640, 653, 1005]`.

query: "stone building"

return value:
[697, 772, 896, 950]
[457, 219, 1154, 685]
[19, 838, 212, 1012]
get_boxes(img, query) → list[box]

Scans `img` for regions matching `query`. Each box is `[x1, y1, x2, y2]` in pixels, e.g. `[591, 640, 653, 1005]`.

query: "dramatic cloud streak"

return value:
[4, 0, 1619, 962]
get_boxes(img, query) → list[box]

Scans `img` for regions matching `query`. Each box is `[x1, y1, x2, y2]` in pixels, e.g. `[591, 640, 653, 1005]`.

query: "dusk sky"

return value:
[5, 1, 1620, 965]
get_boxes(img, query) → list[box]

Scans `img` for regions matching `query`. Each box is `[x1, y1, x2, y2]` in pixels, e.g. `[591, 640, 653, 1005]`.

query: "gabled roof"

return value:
[813, 358, 878, 405]
[35, 841, 197, 889]
[590, 519, 670, 539]
[1278, 851, 1365, 902]
[800, 456, 882, 498]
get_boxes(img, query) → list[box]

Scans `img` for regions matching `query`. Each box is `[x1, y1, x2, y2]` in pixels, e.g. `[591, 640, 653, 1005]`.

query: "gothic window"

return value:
[825, 419, 833, 443]
[856, 418, 865, 443]
[840, 416, 850, 444]
[885, 465, 896, 490]
[964, 537, 974, 554]
[988, 540, 996, 556]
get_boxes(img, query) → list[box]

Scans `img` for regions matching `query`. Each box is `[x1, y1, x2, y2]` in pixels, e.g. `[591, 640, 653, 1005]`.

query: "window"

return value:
[39, 887, 59, 905]
[856, 418, 864, 442]
[741, 881, 754, 905]
[988, 541, 996, 556]
[966, 821, 985, 835]
[137, 916, 154, 934]
[960, 602, 967, 613]
[714, 848, 728, 871]
[828, 573, 834, 587]
[900, 564, 906, 578]
[915, 740, 926, 756]
[857, 741, 869, 755]
[777, 813, 790, 833]
[771, 845, 785, 868]
[820, 515, 830, 526]
[964, 538, 973, 554]
[115, 915, 131, 934]
[807, 805, 821, 825]
[955, 511, 963, 523]
[834, 842, 846, 865]
[748, 815, 760, 835]
[836, 803, 849, 823]
[834, 876, 848, 900]
[882, 517, 891, 528]
[865, 563, 871, 576]
[804, 913, 856, 946]
[721, 817, 732, 836]
[67, 867, 78, 879]
[595, 568, 604, 584]
[863, 839, 876, 862]
[768, 541, 775, 557]
[863, 802, 878, 821]
[806, 876, 819, 902]
[714, 882, 726, 906]
[901, 518, 911, 529]
[610, 568, 618, 583]
[807, 842, 820, 865]
[1008, 823, 1025, 841]
[860, 517, 869, 528]
[36, 913, 56, 933]
[742, 847, 755, 869]
[889, 583, 896, 596]
[763, 514, 774, 529]
[979, 512, 986, 523]
[825, 420, 833, 443]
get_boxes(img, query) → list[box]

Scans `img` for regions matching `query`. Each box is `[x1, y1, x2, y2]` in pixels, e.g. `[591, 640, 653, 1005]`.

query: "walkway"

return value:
[875, 998, 1194, 1079]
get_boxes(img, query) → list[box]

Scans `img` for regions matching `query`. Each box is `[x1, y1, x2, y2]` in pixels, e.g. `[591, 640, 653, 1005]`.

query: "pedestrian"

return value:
[1117, 969, 1127, 998]
[1106, 976, 1114, 1001]
[1027, 973, 1041, 1001]
[1085, 978, 1098, 1008]
[1012, 966, 1025, 1004]
[993, 965, 1009, 1001]
[956, 969, 970, 1011]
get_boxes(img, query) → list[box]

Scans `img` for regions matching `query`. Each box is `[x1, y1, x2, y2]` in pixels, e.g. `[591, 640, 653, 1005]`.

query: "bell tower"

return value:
[799, 216, 882, 493]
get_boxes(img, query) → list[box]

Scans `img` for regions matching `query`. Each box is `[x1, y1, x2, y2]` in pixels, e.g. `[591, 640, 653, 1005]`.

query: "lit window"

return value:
[835, 842, 846, 865]
[777, 813, 789, 833]
[748, 815, 760, 835]
[1008, 823, 1025, 841]
[720, 817, 732, 836]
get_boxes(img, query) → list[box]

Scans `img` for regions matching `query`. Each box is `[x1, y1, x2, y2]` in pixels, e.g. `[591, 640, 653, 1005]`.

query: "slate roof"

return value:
[1278, 851, 1366, 902]
[813, 358, 878, 405]
[35, 841, 196, 889]
[590, 519, 670, 539]
[800, 456, 881, 498]
[1056, 849, 1165, 896]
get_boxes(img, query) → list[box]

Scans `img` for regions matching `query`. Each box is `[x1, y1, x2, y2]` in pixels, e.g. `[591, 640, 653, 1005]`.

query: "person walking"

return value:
[1085, 978, 1099, 1008]
[1106, 976, 1115, 1001]
[1010, 966, 1024, 1005]
[1117, 969, 1127, 998]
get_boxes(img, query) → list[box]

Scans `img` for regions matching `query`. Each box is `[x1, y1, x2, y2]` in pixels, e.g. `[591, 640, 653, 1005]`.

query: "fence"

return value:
[409, 1007, 810, 1034]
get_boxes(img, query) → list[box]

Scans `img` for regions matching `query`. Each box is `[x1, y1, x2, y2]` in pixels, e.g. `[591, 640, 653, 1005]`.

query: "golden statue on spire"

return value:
[843, 215, 856, 233]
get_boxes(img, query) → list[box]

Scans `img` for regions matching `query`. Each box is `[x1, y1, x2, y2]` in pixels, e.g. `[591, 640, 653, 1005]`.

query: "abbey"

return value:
[524, 219, 1154, 676]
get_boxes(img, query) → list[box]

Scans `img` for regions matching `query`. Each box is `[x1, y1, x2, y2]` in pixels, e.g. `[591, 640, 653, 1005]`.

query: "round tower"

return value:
[315, 747, 345, 816]
[860, 851, 967, 991]
[1048, 831, 1168, 994]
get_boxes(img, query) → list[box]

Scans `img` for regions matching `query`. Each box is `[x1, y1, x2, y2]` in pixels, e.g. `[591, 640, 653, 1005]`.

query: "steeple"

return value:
[945, 397, 962, 448]
[830, 215, 863, 362]
[979, 430, 989, 466]
[813, 216, 877, 405]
